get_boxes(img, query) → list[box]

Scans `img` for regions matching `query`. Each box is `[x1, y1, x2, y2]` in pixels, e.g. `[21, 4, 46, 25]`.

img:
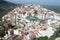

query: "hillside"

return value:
[0, 1, 21, 21]
[2, 4, 60, 40]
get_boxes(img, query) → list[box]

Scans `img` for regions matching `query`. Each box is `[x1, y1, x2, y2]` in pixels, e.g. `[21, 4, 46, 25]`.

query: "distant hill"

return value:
[0, 0, 21, 21]
[42, 5, 60, 13]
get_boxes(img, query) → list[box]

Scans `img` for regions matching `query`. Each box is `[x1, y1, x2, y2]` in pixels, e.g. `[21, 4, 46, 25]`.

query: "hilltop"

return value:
[2, 4, 60, 40]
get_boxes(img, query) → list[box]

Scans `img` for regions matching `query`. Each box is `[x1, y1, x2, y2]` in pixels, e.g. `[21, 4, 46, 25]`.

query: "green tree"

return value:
[26, 15, 43, 22]
[32, 36, 54, 40]
[0, 30, 5, 40]
[0, 21, 2, 28]
[8, 23, 15, 28]
[50, 26, 60, 39]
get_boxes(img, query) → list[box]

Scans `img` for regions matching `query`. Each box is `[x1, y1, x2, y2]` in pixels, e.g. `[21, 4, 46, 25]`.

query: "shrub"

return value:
[0, 30, 5, 37]
[32, 36, 54, 40]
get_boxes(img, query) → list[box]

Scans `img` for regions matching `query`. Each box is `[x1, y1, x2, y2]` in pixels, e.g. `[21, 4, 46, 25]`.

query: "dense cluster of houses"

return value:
[2, 4, 60, 40]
